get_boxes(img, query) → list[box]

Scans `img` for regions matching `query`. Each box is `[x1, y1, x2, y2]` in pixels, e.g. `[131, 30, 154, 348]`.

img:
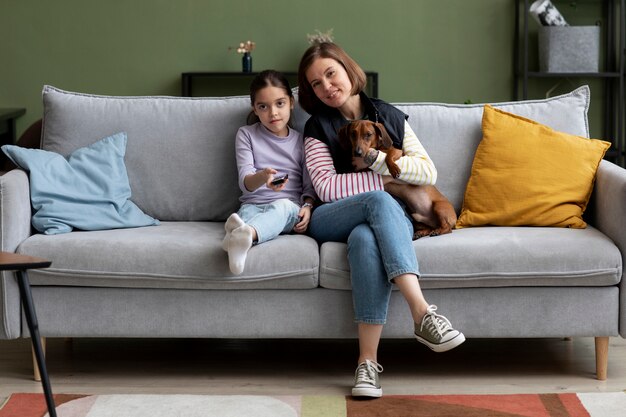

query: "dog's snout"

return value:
[354, 148, 363, 157]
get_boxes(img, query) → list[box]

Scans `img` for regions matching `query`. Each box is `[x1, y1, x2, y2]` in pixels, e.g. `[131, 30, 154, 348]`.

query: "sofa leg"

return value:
[31, 337, 46, 382]
[595, 336, 609, 380]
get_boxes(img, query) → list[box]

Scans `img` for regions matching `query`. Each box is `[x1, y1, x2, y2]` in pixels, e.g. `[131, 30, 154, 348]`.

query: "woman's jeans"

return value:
[237, 199, 301, 244]
[308, 191, 419, 324]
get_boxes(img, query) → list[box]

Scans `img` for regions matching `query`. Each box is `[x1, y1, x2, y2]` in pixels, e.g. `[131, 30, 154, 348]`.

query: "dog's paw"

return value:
[432, 227, 452, 236]
[413, 229, 432, 240]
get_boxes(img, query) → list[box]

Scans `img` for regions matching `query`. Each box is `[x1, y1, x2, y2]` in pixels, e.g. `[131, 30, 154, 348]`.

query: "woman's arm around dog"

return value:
[366, 121, 437, 186]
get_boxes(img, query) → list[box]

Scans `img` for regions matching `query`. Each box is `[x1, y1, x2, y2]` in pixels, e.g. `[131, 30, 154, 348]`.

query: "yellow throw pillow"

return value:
[456, 105, 610, 229]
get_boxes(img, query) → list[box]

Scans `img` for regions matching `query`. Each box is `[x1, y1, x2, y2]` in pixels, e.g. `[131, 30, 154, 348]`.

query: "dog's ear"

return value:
[337, 124, 353, 151]
[373, 122, 393, 149]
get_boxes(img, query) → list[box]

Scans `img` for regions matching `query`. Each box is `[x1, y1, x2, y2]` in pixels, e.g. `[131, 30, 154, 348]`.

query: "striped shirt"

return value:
[305, 120, 437, 202]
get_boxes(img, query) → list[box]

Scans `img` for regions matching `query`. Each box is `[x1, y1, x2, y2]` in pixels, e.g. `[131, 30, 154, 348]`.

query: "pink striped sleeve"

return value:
[304, 137, 384, 202]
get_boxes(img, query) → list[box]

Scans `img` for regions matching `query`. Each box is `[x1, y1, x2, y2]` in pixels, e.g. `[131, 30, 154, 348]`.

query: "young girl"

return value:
[223, 70, 316, 275]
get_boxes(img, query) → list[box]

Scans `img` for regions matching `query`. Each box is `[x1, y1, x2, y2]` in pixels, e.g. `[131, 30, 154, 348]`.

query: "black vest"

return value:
[303, 92, 408, 174]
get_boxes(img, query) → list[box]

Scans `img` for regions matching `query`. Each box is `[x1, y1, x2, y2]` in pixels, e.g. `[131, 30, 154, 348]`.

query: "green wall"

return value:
[0, 0, 607, 140]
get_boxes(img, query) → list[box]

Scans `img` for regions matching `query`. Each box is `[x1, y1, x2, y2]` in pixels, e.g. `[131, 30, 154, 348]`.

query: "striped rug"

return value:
[2, 392, 626, 416]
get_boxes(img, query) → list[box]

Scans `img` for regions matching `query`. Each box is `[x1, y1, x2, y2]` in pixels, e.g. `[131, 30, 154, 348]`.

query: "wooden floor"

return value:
[1, 336, 626, 403]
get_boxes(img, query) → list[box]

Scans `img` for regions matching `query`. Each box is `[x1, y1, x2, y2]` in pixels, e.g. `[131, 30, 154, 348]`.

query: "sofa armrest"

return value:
[1, 169, 33, 250]
[591, 160, 626, 338]
[0, 169, 33, 339]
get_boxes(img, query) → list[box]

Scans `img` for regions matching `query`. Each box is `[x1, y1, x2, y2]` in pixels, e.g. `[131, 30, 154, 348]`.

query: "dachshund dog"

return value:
[338, 120, 457, 239]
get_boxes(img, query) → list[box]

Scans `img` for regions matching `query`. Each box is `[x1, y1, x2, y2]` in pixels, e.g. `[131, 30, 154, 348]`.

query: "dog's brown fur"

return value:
[338, 120, 457, 239]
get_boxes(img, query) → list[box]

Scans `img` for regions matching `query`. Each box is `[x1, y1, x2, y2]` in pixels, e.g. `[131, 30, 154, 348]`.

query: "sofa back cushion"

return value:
[41, 85, 590, 220]
[41, 86, 309, 221]
[394, 86, 590, 211]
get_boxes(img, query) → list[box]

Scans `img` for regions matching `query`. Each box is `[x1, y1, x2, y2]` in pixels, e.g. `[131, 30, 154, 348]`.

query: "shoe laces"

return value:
[420, 305, 453, 336]
[355, 359, 383, 385]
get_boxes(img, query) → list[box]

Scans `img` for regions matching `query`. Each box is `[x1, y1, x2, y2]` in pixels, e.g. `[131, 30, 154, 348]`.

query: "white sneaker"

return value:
[352, 359, 383, 398]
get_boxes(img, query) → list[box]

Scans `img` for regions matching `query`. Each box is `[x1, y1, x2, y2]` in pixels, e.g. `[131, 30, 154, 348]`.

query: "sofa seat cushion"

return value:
[319, 226, 621, 290]
[17, 222, 319, 290]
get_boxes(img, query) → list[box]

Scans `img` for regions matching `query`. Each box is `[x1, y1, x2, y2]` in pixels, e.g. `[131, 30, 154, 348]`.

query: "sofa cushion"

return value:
[319, 226, 621, 290]
[456, 105, 610, 229]
[17, 222, 319, 290]
[41, 86, 310, 222]
[2, 132, 159, 235]
[393, 86, 590, 212]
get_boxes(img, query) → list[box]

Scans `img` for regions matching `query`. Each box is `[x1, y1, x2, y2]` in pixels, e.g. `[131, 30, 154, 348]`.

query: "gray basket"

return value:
[538, 26, 600, 72]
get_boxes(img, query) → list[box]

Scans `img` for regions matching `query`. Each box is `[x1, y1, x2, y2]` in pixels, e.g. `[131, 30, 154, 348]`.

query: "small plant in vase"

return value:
[229, 40, 256, 73]
[307, 29, 334, 45]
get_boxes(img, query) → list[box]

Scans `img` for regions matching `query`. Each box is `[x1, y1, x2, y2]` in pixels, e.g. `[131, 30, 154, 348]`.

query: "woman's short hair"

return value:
[297, 42, 367, 114]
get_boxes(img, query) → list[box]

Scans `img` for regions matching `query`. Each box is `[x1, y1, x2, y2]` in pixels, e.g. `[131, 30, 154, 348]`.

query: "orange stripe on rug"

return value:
[346, 394, 591, 417]
[0, 393, 88, 417]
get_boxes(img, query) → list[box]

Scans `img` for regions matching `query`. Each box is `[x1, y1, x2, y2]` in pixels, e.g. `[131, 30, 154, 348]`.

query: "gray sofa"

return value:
[1, 85, 624, 380]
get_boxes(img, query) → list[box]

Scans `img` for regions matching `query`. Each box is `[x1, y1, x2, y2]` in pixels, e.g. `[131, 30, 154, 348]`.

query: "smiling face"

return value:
[252, 85, 293, 137]
[305, 57, 354, 110]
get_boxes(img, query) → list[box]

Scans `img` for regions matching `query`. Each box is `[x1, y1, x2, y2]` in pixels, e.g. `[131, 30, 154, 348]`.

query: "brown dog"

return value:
[338, 120, 457, 239]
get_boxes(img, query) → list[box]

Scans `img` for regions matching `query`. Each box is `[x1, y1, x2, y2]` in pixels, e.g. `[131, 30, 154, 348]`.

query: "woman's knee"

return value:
[347, 224, 376, 248]
[347, 224, 380, 264]
[364, 190, 401, 212]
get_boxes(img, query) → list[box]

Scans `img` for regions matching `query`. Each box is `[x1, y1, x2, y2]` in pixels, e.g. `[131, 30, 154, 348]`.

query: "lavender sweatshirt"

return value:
[235, 123, 315, 205]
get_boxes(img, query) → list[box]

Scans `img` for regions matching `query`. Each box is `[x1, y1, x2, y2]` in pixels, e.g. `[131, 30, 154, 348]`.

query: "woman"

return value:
[297, 42, 464, 398]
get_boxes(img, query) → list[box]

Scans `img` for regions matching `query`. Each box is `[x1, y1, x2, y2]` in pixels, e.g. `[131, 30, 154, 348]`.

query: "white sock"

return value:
[228, 225, 254, 275]
[223, 213, 246, 251]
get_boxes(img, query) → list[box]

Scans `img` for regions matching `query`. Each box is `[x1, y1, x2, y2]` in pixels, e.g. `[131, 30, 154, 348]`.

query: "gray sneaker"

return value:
[352, 359, 383, 398]
[414, 305, 465, 352]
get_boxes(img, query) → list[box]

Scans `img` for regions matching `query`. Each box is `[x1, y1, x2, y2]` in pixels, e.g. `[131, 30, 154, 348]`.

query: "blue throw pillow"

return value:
[2, 132, 159, 235]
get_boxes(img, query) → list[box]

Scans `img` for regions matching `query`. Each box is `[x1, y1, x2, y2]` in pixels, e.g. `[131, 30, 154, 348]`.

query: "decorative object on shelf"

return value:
[538, 25, 600, 72]
[242, 52, 252, 73]
[229, 40, 256, 73]
[529, 1, 599, 73]
[306, 29, 334, 45]
[530, 0, 568, 26]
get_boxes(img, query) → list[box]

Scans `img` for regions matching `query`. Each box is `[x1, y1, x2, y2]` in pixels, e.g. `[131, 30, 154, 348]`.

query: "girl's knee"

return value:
[270, 198, 298, 214]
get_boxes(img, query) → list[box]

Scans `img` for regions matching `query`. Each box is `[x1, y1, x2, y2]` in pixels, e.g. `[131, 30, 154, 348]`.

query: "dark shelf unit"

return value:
[181, 71, 379, 99]
[0, 108, 25, 147]
[514, 0, 625, 166]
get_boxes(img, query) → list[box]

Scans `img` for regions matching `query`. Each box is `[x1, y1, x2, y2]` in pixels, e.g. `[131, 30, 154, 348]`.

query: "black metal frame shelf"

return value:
[514, 0, 625, 166]
[526, 72, 622, 77]
[181, 71, 379, 99]
[0, 108, 25, 147]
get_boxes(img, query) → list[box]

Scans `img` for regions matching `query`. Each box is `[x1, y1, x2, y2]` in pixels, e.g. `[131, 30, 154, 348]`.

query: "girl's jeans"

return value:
[308, 191, 419, 324]
[237, 198, 301, 244]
